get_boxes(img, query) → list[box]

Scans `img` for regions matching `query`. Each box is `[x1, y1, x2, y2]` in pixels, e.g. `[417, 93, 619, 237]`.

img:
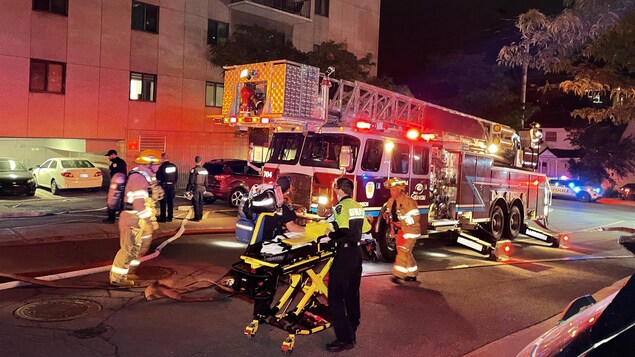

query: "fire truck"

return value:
[211, 60, 559, 261]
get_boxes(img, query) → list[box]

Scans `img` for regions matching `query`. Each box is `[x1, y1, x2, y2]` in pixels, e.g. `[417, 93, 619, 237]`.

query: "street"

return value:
[0, 192, 634, 356]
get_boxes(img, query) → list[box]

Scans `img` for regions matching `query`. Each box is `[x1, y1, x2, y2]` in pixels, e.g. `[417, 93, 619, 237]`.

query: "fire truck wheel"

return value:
[489, 205, 505, 241]
[504, 205, 522, 240]
[374, 224, 397, 262]
[229, 188, 247, 207]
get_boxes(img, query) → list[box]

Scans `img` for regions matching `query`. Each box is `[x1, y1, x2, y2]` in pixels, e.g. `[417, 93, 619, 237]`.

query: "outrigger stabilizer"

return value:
[220, 183, 374, 353]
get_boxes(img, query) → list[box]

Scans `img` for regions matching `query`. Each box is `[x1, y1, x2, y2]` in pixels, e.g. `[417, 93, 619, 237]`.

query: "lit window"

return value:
[29, 59, 65, 94]
[132, 1, 159, 34]
[130, 72, 156, 102]
[208, 20, 229, 46]
[206, 82, 224, 107]
[33, 0, 68, 16]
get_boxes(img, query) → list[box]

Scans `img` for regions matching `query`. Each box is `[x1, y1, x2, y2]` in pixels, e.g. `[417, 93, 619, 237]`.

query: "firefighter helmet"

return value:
[135, 149, 162, 165]
[384, 177, 408, 190]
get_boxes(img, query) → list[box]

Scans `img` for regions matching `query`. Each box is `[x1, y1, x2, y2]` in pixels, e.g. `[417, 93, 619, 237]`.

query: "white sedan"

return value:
[32, 158, 103, 195]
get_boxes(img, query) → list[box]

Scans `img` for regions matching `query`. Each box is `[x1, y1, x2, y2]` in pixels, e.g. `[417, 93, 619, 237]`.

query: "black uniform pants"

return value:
[328, 246, 362, 344]
[192, 187, 205, 220]
[159, 184, 175, 221]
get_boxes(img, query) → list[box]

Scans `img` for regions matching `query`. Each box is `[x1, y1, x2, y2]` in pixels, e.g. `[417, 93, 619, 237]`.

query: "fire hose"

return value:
[0, 210, 236, 301]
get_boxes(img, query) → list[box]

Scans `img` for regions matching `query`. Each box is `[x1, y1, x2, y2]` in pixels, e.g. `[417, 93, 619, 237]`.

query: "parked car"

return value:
[0, 157, 37, 196]
[518, 235, 635, 357]
[618, 183, 635, 200]
[548, 178, 602, 202]
[31, 158, 103, 195]
[203, 159, 263, 207]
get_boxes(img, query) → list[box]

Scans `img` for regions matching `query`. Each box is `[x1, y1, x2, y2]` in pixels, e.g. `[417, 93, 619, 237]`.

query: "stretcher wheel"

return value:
[281, 334, 295, 354]
[244, 320, 259, 338]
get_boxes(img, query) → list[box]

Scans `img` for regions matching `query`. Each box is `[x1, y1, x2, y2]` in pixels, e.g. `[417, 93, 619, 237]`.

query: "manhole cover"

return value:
[14, 298, 102, 322]
[133, 266, 177, 281]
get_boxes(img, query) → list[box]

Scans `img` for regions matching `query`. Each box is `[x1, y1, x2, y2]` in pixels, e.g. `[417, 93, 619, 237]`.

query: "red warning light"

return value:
[355, 120, 372, 130]
[503, 243, 512, 253]
[561, 234, 570, 242]
[421, 133, 436, 141]
[533, 179, 540, 186]
[406, 128, 420, 140]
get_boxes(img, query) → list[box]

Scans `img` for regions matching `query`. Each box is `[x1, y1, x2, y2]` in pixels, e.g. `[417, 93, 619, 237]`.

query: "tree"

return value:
[567, 123, 635, 185]
[208, 25, 407, 93]
[498, 1, 635, 125]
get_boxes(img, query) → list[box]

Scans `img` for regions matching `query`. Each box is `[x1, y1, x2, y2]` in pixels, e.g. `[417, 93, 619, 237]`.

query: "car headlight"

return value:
[27, 178, 35, 184]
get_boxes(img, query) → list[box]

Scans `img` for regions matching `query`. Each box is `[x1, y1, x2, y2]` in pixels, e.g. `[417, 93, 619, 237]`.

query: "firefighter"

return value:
[104, 149, 127, 223]
[109, 149, 164, 287]
[383, 177, 421, 284]
[186, 155, 208, 222]
[156, 152, 178, 222]
[324, 177, 371, 352]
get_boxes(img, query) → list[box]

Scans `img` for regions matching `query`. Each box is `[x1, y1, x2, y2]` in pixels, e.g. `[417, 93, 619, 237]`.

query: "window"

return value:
[413, 146, 430, 175]
[391, 143, 410, 174]
[267, 133, 304, 164]
[131, 1, 159, 33]
[129, 72, 156, 101]
[33, 0, 68, 16]
[315, 0, 329, 17]
[361, 139, 383, 172]
[300, 133, 360, 172]
[29, 59, 65, 94]
[545, 131, 557, 142]
[206, 82, 224, 107]
[207, 19, 228, 45]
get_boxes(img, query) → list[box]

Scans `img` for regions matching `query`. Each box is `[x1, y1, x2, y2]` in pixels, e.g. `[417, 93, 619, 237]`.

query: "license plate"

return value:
[80, 173, 89, 178]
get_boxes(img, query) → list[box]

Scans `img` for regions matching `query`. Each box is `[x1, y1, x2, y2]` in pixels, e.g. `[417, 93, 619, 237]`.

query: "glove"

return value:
[184, 191, 193, 200]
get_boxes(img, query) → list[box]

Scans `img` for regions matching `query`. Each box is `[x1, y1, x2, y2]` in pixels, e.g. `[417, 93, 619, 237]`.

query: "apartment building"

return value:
[0, 0, 380, 188]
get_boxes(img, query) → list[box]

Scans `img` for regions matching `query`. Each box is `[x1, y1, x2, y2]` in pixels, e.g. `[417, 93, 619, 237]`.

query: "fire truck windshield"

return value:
[266, 133, 304, 164]
[299, 133, 360, 172]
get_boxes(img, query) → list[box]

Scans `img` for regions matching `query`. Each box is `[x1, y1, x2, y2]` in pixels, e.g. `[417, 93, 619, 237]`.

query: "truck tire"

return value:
[504, 205, 522, 240]
[489, 205, 505, 241]
[373, 220, 397, 262]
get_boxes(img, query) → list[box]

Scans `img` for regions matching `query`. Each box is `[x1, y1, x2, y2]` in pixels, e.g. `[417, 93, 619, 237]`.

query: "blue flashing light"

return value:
[594, 188, 601, 193]
[573, 186, 581, 193]
[568, 182, 575, 188]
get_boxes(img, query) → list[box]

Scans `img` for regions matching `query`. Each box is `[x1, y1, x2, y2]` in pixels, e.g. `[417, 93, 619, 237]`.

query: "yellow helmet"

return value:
[384, 177, 407, 190]
[135, 149, 162, 165]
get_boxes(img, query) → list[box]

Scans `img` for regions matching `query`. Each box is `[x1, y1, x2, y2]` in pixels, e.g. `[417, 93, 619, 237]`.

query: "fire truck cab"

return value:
[211, 60, 559, 261]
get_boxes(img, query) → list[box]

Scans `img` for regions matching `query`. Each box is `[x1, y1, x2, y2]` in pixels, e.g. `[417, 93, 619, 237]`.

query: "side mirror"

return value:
[339, 145, 353, 171]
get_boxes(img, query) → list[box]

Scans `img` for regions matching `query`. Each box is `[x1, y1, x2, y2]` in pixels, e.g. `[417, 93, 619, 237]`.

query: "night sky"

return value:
[378, 0, 571, 126]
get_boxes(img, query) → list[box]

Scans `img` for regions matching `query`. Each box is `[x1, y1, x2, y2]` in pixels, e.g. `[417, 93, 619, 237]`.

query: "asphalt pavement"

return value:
[0, 196, 633, 356]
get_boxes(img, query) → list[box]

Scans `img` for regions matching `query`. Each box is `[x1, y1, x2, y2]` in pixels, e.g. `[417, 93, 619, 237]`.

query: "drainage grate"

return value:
[14, 298, 102, 322]
[133, 266, 177, 281]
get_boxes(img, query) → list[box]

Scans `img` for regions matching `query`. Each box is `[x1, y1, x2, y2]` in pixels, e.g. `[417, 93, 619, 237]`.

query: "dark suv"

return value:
[618, 183, 635, 200]
[203, 159, 263, 207]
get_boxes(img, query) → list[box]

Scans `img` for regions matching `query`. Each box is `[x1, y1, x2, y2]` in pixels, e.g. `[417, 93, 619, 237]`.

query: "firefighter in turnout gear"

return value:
[109, 149, 164, 287]
[384, 178, 421, 284]
[156, 152, 178, 222]
[324, 178, 372, 352]
[186, 156, 208, 221]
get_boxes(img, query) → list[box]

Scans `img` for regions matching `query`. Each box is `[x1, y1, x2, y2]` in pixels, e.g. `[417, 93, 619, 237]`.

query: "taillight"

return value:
[561, 234, 571, 243]
[214, 174, 230, 181]
[94, 171, 102, 177]
[61, 172, 73, 178]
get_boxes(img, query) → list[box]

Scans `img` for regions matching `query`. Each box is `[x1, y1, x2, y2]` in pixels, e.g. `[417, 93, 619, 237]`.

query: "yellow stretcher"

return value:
[226, 218, 337, 353]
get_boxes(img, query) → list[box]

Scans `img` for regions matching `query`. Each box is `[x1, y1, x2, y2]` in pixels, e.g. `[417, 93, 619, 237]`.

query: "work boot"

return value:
[110, 278, 135, 287]
[326, 340, 354, 352]
[390, 276, 404, 285]
[405, 276, 417, 282]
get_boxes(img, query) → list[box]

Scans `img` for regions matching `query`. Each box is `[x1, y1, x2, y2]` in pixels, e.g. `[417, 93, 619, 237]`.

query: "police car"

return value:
[548, 178, 602, 202]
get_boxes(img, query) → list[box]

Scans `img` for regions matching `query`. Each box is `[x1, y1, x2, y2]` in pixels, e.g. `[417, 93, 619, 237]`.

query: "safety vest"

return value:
[331, 196, 371, 243]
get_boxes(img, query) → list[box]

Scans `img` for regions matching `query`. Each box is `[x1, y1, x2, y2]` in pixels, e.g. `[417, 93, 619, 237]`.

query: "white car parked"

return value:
[32, 158, 103, 195]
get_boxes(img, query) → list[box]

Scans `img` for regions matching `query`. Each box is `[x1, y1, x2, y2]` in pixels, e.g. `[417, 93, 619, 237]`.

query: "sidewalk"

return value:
[0, 205, 238, 247]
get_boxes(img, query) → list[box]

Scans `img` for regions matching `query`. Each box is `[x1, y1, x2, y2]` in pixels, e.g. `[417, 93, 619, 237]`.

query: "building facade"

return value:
[0, 0, 380, 189]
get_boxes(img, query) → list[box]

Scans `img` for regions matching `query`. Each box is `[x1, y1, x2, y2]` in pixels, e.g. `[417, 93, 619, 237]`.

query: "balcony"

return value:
[229, 0, 311, 25]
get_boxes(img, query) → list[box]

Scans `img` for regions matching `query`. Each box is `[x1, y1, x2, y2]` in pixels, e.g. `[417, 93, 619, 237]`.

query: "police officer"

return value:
[156, 152, 178, 222]
[384, 178, 421, 284]
[110, 149, 164, 287]
[324, 177, 371, 352]
[186, 155, 208, 221]
[104, 149, 127, 223]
